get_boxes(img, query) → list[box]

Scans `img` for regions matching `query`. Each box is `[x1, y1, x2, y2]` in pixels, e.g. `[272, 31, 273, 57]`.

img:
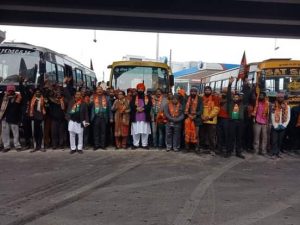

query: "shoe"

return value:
[77, 150, 83, 154]
[236, 153, 245, 159]
[30, 149, 37, 153]
[143, 146, 149, 150]
[276, 154, 282, 158]
[69, 150, 76, 154]
[40, 148, 46, 152]
[166, 148, 171, 152]
[24, 145, 31, 150]
[131, 146, 138, 150]
[93, 146, 99, 151]
[52, 146, 57, 150]
[16, 147, 22, 152]
[174, 149, 180, 152]
[258, 152, 265, 156]
[3, 148, 10, 153]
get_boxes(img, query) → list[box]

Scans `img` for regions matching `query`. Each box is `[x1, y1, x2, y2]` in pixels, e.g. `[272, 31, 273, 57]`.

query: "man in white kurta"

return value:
[131, 83, 152, 149]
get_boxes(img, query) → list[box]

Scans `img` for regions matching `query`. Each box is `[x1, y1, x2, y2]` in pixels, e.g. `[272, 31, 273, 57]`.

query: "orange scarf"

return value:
[184, 117, 197, 144]
[185, 95, 198, 115]
[274, 101, 288, 123]
[30, 95, 46, 117]
[202, 95, 215, 114]
[152, 95, 163, 111]
[71, 99, 82, 113]
[168, 103, 180, 118]
[94, 94, 107, 108]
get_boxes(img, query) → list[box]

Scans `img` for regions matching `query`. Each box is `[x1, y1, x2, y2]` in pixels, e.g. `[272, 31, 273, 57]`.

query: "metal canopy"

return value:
[0, 0, 300, 38]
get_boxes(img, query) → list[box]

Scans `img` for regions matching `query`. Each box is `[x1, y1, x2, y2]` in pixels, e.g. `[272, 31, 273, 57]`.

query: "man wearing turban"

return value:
[130, 83, 152, 149]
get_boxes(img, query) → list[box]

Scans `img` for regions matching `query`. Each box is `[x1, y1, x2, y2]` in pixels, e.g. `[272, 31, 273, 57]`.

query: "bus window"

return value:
[215, 80, 221, 92]
[75, 68, 83, 84]
[46, 61, 57, 82]
[57, 65, 64, 84]
[222, 79, 229, 89]
[83, 74, 87, 87]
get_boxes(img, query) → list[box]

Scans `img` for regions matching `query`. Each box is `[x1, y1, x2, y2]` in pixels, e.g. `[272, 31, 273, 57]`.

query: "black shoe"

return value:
[77, 150, 83, 154]
[166, 148, 171, 152]
[258, 152, 265, 156]
[24, 145, 31, 150]
[236, 153, 245, 159]
[16, 147, 22, 152]
[93, 146, 99, 151]
[69, 150, 76, 154]
[3, 148, 10, 153]
[131, 146, 138, 150]
[30, 149, 37, 153]
[143, 146, 149, 150]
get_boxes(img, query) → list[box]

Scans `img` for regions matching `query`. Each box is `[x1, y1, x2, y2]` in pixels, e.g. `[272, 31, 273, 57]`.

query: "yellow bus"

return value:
[258, 58, 300, 105]
[107, 60, 174, 93]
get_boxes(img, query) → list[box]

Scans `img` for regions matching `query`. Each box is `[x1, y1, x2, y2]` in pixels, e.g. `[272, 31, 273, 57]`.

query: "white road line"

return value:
[173, 158, 242, 225]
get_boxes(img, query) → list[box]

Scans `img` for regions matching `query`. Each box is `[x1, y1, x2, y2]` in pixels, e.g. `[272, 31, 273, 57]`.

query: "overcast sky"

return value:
[1, 25, 300, 81]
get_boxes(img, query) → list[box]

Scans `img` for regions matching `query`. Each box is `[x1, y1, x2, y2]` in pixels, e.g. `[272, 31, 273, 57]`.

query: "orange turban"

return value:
[136, 83, 145, 91]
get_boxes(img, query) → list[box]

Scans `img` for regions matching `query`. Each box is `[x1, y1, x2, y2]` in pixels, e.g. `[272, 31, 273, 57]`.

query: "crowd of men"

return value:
[0, 76, 300, 158]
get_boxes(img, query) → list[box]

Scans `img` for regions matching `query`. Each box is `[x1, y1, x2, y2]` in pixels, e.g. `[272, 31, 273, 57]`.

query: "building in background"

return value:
[173, 62, 239, 93]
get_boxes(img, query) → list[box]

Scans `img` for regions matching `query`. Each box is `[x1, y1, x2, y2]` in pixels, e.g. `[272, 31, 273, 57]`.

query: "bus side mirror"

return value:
[169, 74, 174, 87]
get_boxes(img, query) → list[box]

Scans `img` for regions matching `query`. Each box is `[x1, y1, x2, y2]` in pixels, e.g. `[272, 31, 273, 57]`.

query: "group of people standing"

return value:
[0, 76, 299, 158]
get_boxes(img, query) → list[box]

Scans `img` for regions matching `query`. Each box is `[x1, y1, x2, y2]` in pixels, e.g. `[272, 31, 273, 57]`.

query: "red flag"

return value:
[237, 51, 247, 80]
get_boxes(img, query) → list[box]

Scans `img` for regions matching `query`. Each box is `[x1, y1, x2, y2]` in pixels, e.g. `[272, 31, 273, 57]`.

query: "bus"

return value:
[108, 60, 174, 93]
[198, 62, 258, 94]
[0, 42, 97, 90]
[258, 58, 300, 105]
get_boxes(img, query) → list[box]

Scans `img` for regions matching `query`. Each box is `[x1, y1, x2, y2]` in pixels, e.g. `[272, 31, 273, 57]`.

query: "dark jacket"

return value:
[227, 83, 245, 120]
[130, 94, 152, 123]
[164, 103, 185, 126]
[63, 85, 89, 124]
[0, 92, 22, 124]
[90, 95, 112, 122]
[48, 98, 66, 121]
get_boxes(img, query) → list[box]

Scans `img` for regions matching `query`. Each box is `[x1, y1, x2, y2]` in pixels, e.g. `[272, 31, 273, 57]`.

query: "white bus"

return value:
[0, 42, 97, 91]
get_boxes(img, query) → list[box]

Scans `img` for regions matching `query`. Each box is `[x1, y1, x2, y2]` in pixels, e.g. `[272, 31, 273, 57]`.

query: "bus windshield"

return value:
[112, 66, 168, 91]
[0, 47, 39, 83]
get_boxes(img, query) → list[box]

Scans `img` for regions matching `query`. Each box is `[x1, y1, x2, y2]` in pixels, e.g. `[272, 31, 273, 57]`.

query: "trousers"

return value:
[1, 120, 21, 149]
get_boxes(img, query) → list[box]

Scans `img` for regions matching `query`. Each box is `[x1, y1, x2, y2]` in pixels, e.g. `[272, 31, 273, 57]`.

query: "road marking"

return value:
[220, 190, 300, 225]
[5, 155, 157, 225]
[173, 158, 242, 225]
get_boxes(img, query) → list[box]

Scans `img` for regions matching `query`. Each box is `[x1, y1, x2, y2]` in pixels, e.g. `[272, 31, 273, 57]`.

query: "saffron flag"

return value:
[237, 51, 247, 80]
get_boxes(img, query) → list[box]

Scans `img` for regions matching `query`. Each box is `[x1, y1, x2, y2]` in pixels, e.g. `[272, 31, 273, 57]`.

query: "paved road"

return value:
[0, 149, 299, 225]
